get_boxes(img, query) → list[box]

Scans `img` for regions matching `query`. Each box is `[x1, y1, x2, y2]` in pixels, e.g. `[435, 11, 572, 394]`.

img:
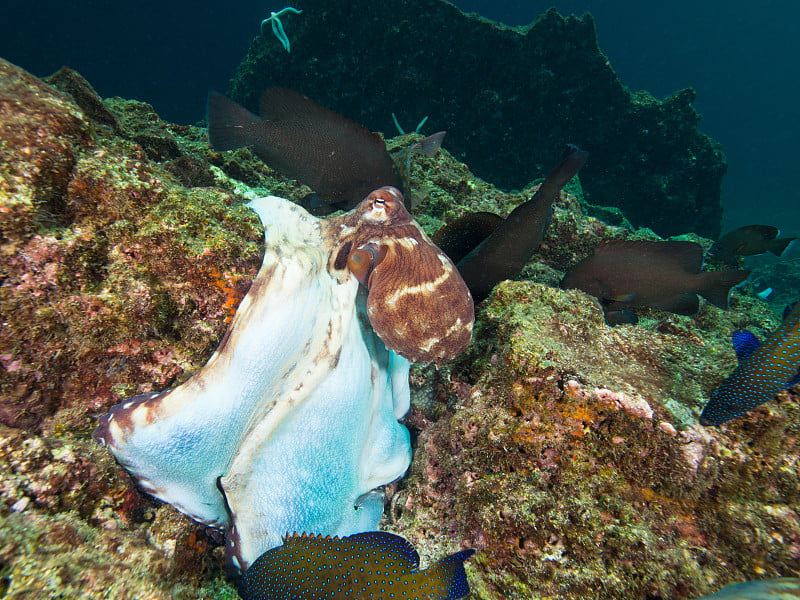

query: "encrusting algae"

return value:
[1, 56, 799, 600]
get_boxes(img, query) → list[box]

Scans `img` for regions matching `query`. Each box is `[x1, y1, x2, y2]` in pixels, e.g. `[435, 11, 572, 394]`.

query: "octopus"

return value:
[94, 187, 473, 572]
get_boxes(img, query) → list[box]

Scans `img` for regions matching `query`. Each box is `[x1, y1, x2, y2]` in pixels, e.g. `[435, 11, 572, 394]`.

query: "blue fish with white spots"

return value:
[700, 302, 800, 425]
[240, 531, 474, 600]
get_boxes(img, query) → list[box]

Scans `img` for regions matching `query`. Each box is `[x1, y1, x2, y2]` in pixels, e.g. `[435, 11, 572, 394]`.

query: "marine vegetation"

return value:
[239, 531, 474, 600]
[700, 302, 800, 425]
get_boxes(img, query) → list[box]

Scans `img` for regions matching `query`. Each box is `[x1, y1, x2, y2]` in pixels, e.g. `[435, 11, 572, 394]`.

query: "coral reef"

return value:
[0, 57, 256, 597]
[228, 0, 725, 238]
[0, 58, 264, 433]
[1, 56, 798, 599]
[388, 285, 800, 599]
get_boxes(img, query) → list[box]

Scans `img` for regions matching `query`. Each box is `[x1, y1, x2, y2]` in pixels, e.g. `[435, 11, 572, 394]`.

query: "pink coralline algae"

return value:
[565, 381, 655, 421]
[0, 58, 264, 433]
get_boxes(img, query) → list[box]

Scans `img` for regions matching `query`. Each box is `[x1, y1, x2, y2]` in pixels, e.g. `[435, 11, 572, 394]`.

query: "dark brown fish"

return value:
[443, 144, 588, 303]
[561, 240, 749, 318]
[207, 88, 402, 212]
[711, 225, 796, 263]
[431, 212, 504, 265]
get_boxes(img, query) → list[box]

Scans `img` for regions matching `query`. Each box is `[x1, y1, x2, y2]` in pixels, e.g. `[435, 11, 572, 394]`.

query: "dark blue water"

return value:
[459, 1, 800, 240]
[1, 0, 796, 239]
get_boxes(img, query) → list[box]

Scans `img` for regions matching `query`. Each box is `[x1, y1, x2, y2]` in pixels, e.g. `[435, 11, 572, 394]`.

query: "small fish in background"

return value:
[710, 225, 797, 264]
[207, 88, 403, 214]
[435, 144, 588, 303]
[239, 531, 474, 600]
[560, 240, 750, 324]
[393, 130, 447, 184]
[691, 577, 800, 600]
[699, 302, 800, 426]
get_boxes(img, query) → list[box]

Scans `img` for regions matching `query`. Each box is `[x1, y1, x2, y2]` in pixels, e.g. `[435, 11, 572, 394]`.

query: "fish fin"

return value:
[660, 241, 704, 272]
[533, 144, 588, 203]
[432, 212, 503, 264]
[654, 292, 699, 315]
[697, 269, 750, 309]
[346, 532, 420, 569]
[425, 549, 475, 600]
[298, 192, 337, 216]
[786, 368, 800, 389]
[756, 286, 774, 300]
[675, 242, 705, 271]
[784, 301, 800, 320]
[206, 91, 262, 151]
[416, 131, 447, 156]
[768, 237, 797, 256]
[731, 329, 761, 361]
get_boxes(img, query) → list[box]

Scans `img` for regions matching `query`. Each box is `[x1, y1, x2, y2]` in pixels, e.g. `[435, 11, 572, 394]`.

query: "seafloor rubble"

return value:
[229, 0, 725, 239]
[0, 57, 798, 599]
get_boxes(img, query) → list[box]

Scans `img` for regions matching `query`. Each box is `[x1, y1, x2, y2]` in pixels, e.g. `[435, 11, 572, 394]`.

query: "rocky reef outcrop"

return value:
[389, 282, 800, 600]
[0, 57, 797, 599]
[229, 0, 726, 239]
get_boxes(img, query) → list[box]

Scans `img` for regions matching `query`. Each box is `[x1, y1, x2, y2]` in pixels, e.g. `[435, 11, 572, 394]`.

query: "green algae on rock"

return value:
[388, 282, 800, 600]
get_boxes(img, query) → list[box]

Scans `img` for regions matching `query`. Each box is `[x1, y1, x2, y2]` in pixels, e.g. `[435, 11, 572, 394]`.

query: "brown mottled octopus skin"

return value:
[343, 187, 474, 365]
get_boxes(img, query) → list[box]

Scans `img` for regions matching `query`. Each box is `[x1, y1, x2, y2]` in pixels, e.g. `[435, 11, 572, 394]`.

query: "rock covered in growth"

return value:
[0, 59, 91, 242]
[388, 283, 800, 600]
[0, 58, 264, 433]
[0, 57, 796, 600]
[0, 425, 236, 599]
[229, 0, 725, 238]
[0, 59, 259, 597]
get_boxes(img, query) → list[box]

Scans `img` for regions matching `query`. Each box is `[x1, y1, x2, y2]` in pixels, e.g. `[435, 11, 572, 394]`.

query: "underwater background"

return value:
[1, 0, 800, 599]
[1, 0, 797, 239]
